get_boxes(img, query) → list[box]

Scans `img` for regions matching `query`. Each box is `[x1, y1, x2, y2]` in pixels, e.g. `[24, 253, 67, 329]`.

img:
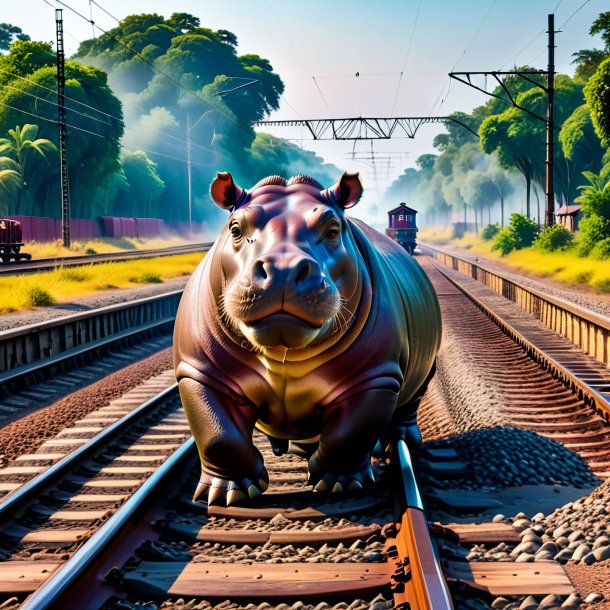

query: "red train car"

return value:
[0, 218, 31, 263]
[385, 203, 418, 254]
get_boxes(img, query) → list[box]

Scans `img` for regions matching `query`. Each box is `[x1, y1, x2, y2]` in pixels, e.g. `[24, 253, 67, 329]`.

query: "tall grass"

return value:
[0, 253, 203, 314]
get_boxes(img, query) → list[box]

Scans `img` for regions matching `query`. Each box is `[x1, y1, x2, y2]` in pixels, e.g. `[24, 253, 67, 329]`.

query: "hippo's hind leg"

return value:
[178, 378, 269, 506]
[308, 388, 397, 492]
[389, 361, 437, 447]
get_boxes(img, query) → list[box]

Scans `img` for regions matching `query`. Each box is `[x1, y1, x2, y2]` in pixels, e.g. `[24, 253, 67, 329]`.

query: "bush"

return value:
[491, 213, 538, 256]
[590, 236, 610, 260]
[575, 213, 610, 256]
[27, 287, 55, 307]
[534, 225, 574, 252]
[480, 224, 500, 241]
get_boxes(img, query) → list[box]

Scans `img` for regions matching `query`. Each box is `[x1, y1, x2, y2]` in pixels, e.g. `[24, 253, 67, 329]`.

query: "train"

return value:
[385, 202, 418, 254]
[0, 218, 31, 263]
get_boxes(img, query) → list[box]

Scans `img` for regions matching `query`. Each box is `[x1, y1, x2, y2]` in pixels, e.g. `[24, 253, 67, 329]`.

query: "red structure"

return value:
[385, 202, 418, 254]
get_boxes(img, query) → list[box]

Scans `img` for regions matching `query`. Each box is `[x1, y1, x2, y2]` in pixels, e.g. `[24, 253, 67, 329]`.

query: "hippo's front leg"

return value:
[308, 388, 398, 492]
[178, 378, 269, 506]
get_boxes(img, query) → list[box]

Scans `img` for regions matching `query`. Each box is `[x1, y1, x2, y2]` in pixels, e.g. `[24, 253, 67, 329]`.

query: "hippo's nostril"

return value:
[295, 262, 311, 285]
[253, 260, 268, 281]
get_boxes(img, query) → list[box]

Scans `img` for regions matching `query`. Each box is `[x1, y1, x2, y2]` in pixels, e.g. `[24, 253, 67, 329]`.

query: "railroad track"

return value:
[0, 243, 212, 276]
[2, 250, 610, 607]
[0, 290, 182, 423]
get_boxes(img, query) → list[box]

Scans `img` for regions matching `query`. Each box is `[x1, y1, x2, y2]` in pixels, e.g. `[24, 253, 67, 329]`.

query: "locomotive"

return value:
[385, 202, 418, 254]
[0, 218, 31, 263]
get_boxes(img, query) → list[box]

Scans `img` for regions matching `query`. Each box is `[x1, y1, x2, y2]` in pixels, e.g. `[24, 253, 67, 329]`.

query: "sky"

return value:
[2, 0, 607, 213]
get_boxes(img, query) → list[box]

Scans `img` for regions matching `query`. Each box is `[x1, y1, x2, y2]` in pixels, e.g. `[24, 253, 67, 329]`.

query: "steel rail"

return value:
[0, 242, 212, 275]
[428, 254, 610, 421]
[0, 290, 182, 385]
[421, 243, 610, 366]
[0, 384, 179, 523]
[393, 440, 454, 610]
[20, 436, 195, 610]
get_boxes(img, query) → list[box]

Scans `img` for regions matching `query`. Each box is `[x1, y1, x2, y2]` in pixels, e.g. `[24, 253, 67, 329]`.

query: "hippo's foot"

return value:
[307, 451, 375, 493]
[193, 464, 269, 506]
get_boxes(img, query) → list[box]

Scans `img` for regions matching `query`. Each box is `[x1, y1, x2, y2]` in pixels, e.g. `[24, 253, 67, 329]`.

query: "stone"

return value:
[518, 596, 539, 610]
[513, 518, 531, 530]
[571, 543, 591, 561]
[554, 548, 574, 563]
[538, 541, 559, 555]
[593, 536, 610, 550]
[592, 545, 610, 562]
[584, 593, 603, 603]
[515, 552, 535, 562]
[560, 593, 582, 607]
[511, 541, 541, 557]
[491, 598, 511, 609]
[567, 530, 585, 542]
[539, 594, 562, 608]
[492, 514, 506, 523]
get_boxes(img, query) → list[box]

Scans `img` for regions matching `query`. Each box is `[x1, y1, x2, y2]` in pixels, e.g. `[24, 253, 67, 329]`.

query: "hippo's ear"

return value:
[210, 172, 245, 210]
[325, 172, 363, 209]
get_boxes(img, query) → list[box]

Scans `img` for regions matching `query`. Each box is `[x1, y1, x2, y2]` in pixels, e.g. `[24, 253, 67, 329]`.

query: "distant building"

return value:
[556, 204, 583, 232]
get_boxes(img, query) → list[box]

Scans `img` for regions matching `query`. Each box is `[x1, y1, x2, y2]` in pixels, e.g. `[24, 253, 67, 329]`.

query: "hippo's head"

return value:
[210, 172, 364, 352]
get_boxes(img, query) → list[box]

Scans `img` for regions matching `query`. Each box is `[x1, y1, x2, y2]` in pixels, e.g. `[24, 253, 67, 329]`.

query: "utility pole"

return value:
[56, 9, 71, 248]
[546, 13, 555, 227]
[449, 14, 558, 226]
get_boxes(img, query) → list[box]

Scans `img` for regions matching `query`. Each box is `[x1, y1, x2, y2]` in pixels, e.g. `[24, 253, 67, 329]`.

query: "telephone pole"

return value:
[546, 13, 555, 227]
[56, 9, 71, 247]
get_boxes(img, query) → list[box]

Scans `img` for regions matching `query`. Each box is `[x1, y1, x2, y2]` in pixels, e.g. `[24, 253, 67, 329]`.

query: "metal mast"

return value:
[56, 9, 71, 247]
[546, 13, 555, 227]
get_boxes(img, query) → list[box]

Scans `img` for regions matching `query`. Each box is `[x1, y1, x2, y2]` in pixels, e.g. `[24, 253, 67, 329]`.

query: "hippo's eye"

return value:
[230, 223, 243, 240]
[324, 228, 339, 241]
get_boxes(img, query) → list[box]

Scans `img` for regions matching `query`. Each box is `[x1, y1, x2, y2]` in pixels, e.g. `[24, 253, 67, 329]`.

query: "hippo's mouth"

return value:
[240, 310, 327, 349]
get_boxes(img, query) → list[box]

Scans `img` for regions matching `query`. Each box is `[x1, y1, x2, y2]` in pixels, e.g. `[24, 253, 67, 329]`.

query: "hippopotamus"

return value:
[174, 171, 441, 506]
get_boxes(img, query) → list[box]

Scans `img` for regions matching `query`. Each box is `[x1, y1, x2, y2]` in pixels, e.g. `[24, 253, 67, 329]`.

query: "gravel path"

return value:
[422, 243, 610, 321]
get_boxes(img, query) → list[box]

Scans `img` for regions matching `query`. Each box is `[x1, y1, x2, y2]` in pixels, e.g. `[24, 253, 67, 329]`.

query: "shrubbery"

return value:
[591, 236, 610, 260]
[491, 213, 538, 256]
[534, 224, 574, 252]
[480, 223, 500, 241]
[574, 214, 610, 256]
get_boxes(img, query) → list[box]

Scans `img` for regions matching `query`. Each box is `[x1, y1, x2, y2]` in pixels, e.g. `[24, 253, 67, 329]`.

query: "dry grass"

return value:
[0, 253, 203, 314]
[24, 236, 193, 259]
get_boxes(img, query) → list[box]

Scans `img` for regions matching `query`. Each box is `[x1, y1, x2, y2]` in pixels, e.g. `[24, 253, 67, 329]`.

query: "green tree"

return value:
[0, 23, 29, 52]
[0, 124, 56, 215]
[572, 11, 610, 82]
[114, 151, 165, 217]
[0, 41, 124, 218]
[584, 58, 610, 147]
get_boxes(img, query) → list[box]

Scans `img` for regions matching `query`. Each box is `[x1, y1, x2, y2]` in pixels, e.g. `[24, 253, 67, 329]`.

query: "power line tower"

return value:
[56, 9, 71, 248]
[449, 14, 557, 226]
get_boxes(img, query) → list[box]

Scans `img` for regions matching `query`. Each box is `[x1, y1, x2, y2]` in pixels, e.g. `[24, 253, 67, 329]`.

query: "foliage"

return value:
[491, 213, 538, 256]
[480, 223, 500, 241]
[0, 124, 56, 214]
[533, 224, 574, 252]
[0, 23, 29, 52]
[574, 214, 610, 256]
[585, 59, 610, 147]
[0, 41, 124, 218]
[575, 170, 610, 220]
[114, 150, 165, 217]
[590, 236, 610, 260]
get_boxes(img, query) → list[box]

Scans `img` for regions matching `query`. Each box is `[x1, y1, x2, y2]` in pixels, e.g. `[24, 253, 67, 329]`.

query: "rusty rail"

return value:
[393, 440, 454, 610]
[422, 244, 610, 368]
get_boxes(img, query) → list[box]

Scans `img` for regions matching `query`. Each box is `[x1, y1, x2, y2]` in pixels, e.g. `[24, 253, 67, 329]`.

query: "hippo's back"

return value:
[349, 218, 441, 404]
